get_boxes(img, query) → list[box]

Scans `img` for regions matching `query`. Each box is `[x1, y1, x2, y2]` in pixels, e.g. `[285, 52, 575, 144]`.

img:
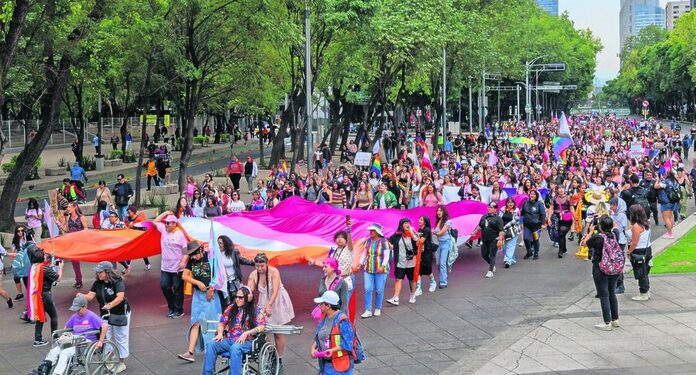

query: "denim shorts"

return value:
[660, 202, 675, 211]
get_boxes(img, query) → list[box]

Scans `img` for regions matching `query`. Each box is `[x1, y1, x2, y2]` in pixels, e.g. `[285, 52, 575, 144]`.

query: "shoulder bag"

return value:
[98, 284, 129, 326]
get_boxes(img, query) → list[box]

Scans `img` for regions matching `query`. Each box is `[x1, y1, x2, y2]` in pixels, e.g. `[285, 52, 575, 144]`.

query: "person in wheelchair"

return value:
[202, 287, 265, 375]
[30, 296, 107, 375]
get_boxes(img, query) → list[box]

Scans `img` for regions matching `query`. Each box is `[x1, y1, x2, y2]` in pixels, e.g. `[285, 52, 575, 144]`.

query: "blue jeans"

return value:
[116, 205, 128, 220]
[504, 236, 518, 264]
[437, 238, 450, 286]
[363, 272, 387, 311]
[202, 339, 252, 375]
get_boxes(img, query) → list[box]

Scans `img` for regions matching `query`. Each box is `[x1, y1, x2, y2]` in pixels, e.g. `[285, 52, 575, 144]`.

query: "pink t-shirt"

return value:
[155, 222, 188, 273]
[26, 208, 43, 229]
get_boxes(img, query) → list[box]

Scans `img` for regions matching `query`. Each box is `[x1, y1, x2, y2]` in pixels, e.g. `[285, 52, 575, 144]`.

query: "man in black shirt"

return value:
[470, 202, 505, 278]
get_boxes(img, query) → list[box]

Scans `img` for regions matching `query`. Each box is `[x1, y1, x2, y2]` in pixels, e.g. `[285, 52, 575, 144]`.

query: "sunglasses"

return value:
[233, 296, 245, 300]
[17, 229, 24, 233]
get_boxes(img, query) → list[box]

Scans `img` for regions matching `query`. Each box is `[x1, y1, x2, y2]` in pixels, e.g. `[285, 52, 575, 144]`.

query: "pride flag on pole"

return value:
[207, 221, 228, 296]
[371, 154, 382, 178]
[278, 160, 288, 176]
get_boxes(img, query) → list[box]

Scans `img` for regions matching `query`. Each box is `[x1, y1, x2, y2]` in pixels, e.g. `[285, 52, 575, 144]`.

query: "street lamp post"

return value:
[468, 76, 473, 133]
[516, 84, 521, 122]
[304, 0, 312, 175]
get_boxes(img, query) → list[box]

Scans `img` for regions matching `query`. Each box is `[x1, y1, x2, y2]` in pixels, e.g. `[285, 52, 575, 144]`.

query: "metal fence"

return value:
[3, 117, 182, 149]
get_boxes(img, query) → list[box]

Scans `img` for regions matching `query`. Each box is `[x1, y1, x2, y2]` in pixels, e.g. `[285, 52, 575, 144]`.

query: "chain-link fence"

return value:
[3, 117, 181, 149]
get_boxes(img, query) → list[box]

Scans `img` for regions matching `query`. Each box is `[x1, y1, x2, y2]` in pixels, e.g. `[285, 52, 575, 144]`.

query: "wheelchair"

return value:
[204, 321, 303, 375]
[45, 328, 121, 375]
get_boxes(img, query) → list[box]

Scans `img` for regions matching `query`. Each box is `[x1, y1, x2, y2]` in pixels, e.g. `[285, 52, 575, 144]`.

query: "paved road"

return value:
[12, 140, 279, 217]
[2, 200, 693, 375]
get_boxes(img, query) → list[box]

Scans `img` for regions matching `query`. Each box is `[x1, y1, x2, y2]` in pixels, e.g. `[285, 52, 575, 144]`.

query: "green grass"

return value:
[652, 227, 696, 274]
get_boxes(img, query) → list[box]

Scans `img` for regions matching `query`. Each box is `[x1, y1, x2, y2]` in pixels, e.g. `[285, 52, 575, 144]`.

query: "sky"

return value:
[559, 0, 672, 85]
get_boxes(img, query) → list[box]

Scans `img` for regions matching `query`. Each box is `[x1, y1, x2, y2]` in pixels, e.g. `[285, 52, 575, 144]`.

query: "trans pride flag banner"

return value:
[41, 196, 534, 266]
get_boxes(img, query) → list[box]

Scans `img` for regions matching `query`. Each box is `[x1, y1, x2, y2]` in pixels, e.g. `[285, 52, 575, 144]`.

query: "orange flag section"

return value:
[40, 228, 162, 263]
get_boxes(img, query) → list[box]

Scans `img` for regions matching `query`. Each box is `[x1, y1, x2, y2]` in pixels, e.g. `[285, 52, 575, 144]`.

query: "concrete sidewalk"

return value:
[446, 214, 696, 375]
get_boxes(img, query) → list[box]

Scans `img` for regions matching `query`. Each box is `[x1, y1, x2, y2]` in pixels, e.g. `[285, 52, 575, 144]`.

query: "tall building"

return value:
[536, 0, 559, 16]
[666, 1, 692, 29]
[620, 0, 665, 53]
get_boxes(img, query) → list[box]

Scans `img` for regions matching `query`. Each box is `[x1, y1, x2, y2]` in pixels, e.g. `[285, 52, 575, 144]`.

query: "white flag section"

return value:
[478, 185, 493, 203]
[442, 186, 460, 204]
[559, 112, 572, 139]
[372, 139, 380, 155]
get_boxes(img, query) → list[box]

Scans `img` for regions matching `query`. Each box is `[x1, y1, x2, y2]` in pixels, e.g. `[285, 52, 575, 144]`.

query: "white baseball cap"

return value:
[313, 291, 340, 306]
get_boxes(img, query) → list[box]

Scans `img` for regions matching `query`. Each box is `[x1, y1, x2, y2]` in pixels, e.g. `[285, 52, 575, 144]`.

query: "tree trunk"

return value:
[0, 0, 106, 230]
[134, 55, 153, 207]
[0, 0, 30, 156]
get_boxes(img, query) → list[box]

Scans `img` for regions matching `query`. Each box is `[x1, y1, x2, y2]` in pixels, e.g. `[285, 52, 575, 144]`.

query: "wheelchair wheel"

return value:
[83, 339, 121, 375]
[257, 343, 279, 375]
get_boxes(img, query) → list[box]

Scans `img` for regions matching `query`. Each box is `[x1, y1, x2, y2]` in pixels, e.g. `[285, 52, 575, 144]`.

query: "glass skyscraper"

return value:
[536, 0, 559, 16]
[620, 0, 665, 53]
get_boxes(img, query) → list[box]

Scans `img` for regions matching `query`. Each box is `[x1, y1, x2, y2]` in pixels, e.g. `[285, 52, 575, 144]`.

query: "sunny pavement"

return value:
[1, 203, 695, 374]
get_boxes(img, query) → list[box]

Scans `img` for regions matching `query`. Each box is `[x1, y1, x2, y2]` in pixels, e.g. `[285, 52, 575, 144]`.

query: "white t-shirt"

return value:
[227, 200, 246, 213]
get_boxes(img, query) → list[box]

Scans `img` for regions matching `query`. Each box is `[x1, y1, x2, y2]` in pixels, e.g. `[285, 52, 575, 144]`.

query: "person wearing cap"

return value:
[311, 290, 355, 374]
[177, 241, 222, 363]
[31, 296, 108, 375]
[359, 223, 392, 318]
[316, 258, 349, 314]
[78, 261, 130, 373]
[470, 202, 505, 278]
[153, 211, 189, 319]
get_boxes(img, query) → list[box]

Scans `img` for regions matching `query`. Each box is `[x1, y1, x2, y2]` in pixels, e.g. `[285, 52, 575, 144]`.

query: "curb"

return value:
[623, 212, 696, 274]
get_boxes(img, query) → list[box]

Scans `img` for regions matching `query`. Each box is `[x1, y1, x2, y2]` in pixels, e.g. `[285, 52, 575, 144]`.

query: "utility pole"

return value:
[516, 84, 521, 122]
[441, 48, 447, 142]
[304, 0, 312, 175]
[468, 76, 473, 133]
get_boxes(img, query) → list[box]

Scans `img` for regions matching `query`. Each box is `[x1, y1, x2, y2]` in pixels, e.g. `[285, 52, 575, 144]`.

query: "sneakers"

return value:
[504, 262, 510, 269]
[631, 293, 650, 301]
[166, 310, 175, 318]
[485, 271, 494, 278]
[611, 320, 620, 328]
[663, 233, 675, 239]
[594, 323, 613, 331]
[374, 309, 381, 317]
[178, 351, 195, 362]
[415, 287, 423, 297]
[145, 264, 152, 270]
[523, 254, 532, 260]
[428, 278, 437, 293]
[32, 340, 49, 347]
[114, 363, 127, 374]
[533, 255, 539, 260]
[7, 298, 13, 309]
[408, 295, 416, 304]
[171, 312, 185, 319]
[387, 297, 399, 306]
[14, 293, 24, 301]
[360, 310, 372, 319]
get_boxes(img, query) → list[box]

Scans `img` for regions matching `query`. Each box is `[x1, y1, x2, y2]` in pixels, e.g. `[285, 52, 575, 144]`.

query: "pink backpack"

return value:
[599, 233, 624, 275]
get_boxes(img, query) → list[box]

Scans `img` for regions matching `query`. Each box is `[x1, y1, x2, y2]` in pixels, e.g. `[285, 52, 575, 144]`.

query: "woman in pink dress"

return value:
[421, 184, 442, 207]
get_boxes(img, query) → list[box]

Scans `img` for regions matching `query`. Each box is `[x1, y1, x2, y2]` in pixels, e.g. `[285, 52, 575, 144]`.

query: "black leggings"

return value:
[593, 266, 619, 323]
[229, 174, 242, 191]
[35, 292, 58, 341]
[480, 241, 498, 271]
[558, 218, 572, 254]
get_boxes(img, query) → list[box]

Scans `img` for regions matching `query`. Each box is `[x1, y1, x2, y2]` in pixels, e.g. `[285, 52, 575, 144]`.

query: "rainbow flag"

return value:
[371, 154, 382, 178]
[278, 160, 288, 176]
[552, 136, 573, 163]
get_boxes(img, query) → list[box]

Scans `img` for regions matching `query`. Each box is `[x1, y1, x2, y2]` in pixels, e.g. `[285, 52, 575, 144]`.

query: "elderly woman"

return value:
[178, 241, 223, 363]
[78, 261, 130, 374]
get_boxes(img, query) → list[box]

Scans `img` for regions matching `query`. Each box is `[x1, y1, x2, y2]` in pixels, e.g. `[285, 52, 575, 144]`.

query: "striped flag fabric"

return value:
[371, 154, 382, 178]
[207, 221, 228, 296]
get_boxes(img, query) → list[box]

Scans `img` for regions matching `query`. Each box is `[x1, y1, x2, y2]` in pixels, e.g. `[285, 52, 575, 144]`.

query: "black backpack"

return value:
[666, 182, 682, 203]
[631, 186, 652, 217]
